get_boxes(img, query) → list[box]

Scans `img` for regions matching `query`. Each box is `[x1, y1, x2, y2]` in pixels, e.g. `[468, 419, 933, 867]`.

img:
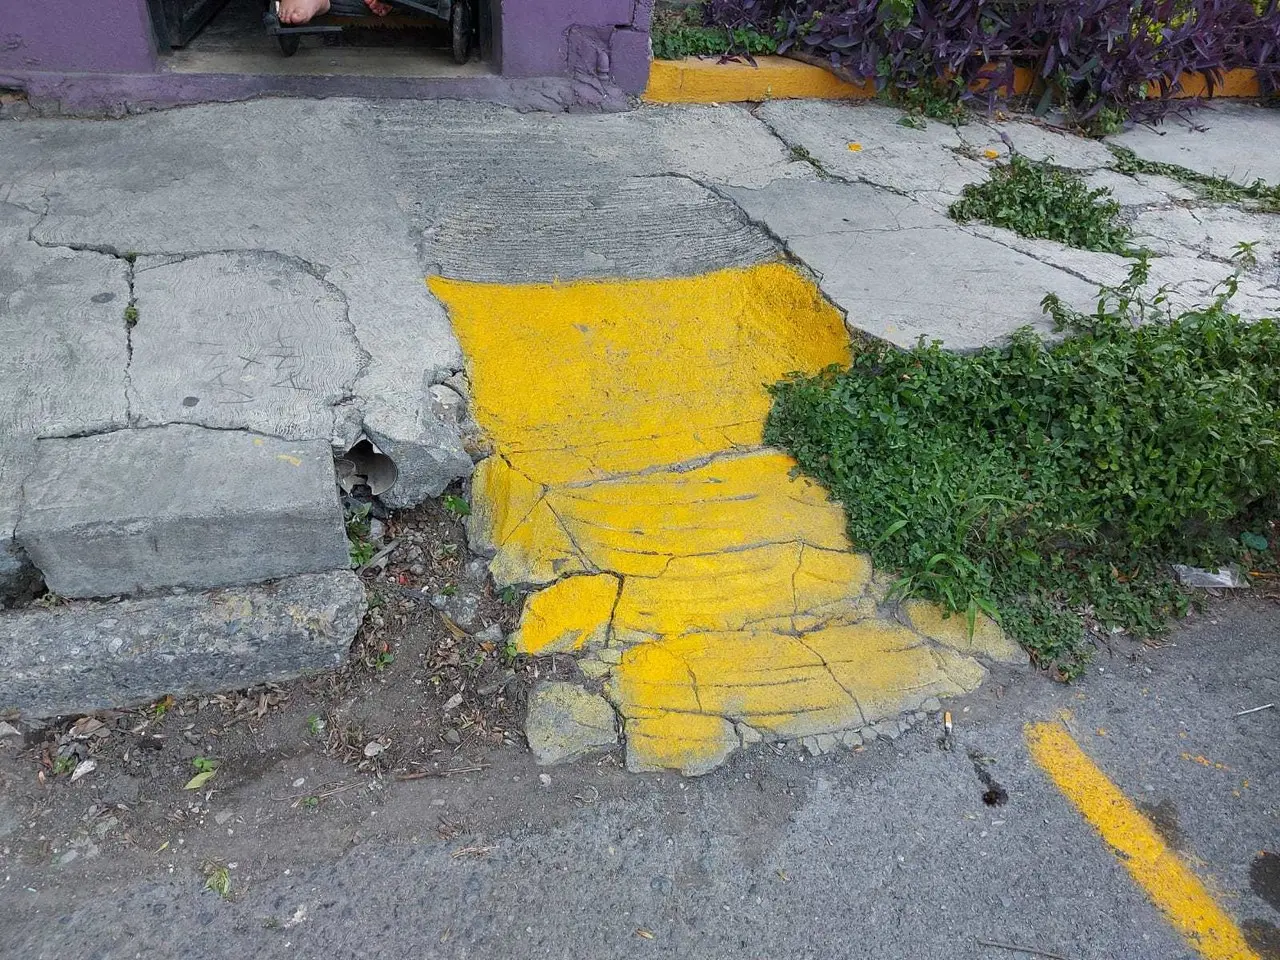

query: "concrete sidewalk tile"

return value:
[0, 570, 365, 718]
[17, 425, 349, 598]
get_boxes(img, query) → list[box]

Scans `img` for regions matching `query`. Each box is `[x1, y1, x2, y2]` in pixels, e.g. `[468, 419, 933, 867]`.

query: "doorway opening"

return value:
[152, 0, 493, 79]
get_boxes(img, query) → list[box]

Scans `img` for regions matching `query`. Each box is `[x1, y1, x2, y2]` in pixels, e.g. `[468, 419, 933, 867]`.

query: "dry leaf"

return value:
[636, 929, 655, 940]
[70, 759, 97, 783]
[184, 769, 217, 790]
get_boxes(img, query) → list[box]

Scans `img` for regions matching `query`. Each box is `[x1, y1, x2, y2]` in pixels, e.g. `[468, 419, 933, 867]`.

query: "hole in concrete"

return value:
[968, 749, 1008, 807]
[336, 438, 398, 497]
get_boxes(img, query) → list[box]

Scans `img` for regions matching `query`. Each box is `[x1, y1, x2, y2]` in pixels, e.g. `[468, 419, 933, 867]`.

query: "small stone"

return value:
[214, 811, 234, 826]
[363, 741, 385, 758]
[292, 777, 305, 788]
[443, 693, 464, 712]
[538, 773, 552, 786]
[0, 721, 20, 739]
[368, 518, 385, 543]
[443, 728, 462, 745]
[474, 623, 503, 645]
[524, 682, 618, 766]
[428, 384, 466, 425]
[578, 659, 611, 680]
[409, 564, 427, 577]
[801, 733, 840, 756]
[872, 720, 902, 740]
[921, 697, 942, 713]
[736, 722, 763, 745]
[93, 816, 119, 838]
[462, 558, 490, 584]
[429, 593, 449, 610]
[839, 729, 863, 749]
[442, 592, 483, 632]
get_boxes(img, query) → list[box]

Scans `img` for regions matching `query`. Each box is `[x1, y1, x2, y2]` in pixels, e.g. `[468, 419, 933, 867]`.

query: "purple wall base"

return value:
[1, 69, 632, 117]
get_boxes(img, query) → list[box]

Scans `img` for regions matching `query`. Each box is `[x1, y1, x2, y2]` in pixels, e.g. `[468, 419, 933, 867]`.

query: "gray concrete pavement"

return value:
[0, 600, 1275, 960]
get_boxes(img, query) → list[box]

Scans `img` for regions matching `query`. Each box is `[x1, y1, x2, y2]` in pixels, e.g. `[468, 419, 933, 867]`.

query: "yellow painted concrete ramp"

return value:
[429, 263, 1024, 774]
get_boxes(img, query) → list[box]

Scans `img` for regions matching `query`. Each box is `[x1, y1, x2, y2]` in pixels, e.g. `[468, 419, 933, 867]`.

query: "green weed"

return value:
[203, 862, 232, 899]
[442, 494, 471, 518]
[651, 5, 778, 61]
[950, 154, 1133, 254]
[766, 256, 1280, 678]
[1109, 146, 1280, 213]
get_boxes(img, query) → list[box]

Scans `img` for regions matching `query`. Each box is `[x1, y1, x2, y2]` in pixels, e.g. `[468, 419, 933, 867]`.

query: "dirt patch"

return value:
[0, 498, 595, 886]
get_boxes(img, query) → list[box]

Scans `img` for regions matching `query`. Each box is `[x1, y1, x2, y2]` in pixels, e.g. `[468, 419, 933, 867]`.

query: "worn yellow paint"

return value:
[1026, 722, 1262, 960]
[512, 573, 620, 655]
[904, 599, 1027, 664]
[643, 55, 876, 104]
[430, 262, 1019, 773]
[428, 264, 849, 487]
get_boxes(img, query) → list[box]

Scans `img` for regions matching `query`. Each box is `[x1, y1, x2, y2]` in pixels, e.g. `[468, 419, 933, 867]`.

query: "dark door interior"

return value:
[149, 0, 231, 48]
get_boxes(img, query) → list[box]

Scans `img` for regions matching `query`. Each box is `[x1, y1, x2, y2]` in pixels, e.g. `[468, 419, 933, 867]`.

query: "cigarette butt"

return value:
[944, 711, 953, 733]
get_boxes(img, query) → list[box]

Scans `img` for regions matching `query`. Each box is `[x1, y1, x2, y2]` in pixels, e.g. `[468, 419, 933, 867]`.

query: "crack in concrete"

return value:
[123, 256, 136, 425]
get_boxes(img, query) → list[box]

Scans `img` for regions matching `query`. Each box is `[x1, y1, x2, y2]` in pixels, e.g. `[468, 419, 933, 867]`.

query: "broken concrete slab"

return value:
[1128, 205, 1280, 279]
[17, 425, 349, 598]
[0, 203, 130, 443]
[1108, 103, 1280, 186]
[1083, 169, 1198, 208]
[726, 178, 1098, 349]
[0, 570, 365, 719]
[423, 175, 777, 283]
[524, 682, 618, 766]
[129, 251, 365, 441]
[755, 100, 988, 207]
[960, 120, 1116, 170]
[362, 403, 474, 508]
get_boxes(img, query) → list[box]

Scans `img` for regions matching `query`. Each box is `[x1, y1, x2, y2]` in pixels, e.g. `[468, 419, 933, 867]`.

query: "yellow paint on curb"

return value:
[430, 262, 1020, 773]
[645, 56, 1271, 107]
[1026, 722, 1261, 960]
[644, 55, 875, 104]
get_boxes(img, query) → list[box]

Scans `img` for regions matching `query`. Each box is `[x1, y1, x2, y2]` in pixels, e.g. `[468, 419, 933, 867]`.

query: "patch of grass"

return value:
[651, 5, 777, 60]
[891, 80, 969, 126]
[766, 255, 1280, 678]
[950, 154, 1133, 254]
[1109, 145, 1280, 213]
[123, 304, 138, 328]
[306, 714, 325, 737]
[51, 755, 76, 776]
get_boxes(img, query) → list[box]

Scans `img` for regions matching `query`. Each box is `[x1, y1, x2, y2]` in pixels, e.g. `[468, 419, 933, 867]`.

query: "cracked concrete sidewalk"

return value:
[3, 96, 1280, 765]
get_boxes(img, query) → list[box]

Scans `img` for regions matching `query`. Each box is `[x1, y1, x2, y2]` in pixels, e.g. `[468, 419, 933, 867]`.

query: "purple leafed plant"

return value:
[706, 0, 1280, 121]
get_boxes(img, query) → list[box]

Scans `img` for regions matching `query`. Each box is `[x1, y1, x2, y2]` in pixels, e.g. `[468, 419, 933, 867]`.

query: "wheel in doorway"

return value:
[450, 0, 471, 64]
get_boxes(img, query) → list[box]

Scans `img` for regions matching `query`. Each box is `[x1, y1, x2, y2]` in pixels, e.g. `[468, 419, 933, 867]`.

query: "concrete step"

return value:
[0, 570, 365, 719]
[16, 425, 350, 599]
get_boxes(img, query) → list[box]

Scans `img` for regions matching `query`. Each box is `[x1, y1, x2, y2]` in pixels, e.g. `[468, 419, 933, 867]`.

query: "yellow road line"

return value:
[1025, 722, 1260, 960]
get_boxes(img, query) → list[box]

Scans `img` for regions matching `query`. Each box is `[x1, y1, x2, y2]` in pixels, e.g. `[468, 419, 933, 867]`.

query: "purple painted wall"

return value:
[0, 0, 653, 112]
[0, 0, 157, 73]
[498, 0, 653, 94]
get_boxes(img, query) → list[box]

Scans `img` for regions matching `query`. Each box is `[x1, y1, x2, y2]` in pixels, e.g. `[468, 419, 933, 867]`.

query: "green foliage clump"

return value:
[651, 5, 778, 60]
[766, 257, 1280, 678]
[950, 154, 1133, 254]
